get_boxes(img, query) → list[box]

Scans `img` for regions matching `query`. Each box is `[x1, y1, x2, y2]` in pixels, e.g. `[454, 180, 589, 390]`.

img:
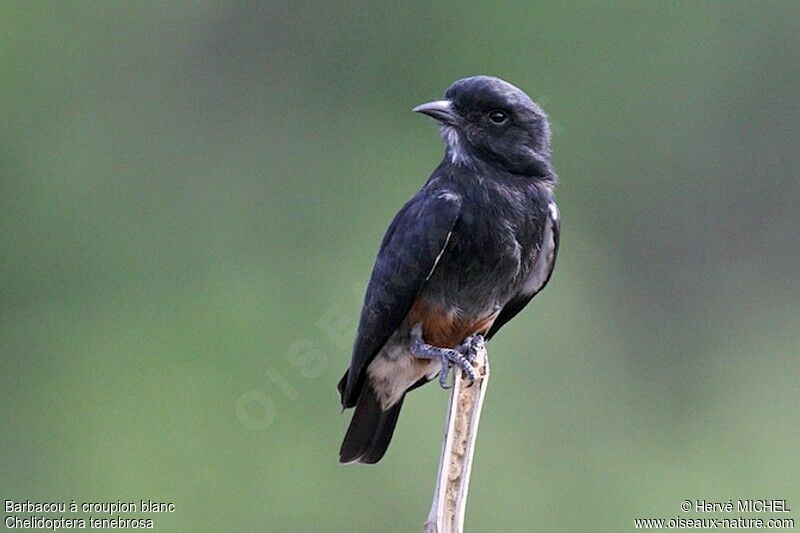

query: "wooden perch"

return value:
[424, 344, 490, 533]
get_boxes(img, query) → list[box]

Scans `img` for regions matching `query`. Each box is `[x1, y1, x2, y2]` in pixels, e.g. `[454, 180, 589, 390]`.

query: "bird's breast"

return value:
[425, 188, 549, 312]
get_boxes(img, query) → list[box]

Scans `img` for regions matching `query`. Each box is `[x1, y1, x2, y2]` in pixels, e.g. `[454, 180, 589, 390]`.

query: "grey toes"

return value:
[409, 322, 480, 389]
[456, 334, 485, 363]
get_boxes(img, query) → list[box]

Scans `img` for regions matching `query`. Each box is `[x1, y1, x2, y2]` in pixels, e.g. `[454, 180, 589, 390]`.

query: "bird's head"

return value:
[414, 76, 552, 177]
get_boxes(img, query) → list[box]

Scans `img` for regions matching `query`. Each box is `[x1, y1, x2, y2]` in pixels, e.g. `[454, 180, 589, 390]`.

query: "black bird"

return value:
[338, 76, 560, 464]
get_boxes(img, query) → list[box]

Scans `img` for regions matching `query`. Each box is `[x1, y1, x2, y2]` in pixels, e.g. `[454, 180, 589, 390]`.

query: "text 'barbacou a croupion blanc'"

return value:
[4, 499, 176, 529]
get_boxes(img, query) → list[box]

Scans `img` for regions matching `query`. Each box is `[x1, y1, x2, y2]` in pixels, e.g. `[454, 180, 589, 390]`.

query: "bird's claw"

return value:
[436, 349, 476, 389]
[410, 324, 478, 389]
[436, 348, 476, 389]
[456, 334, 485, 363]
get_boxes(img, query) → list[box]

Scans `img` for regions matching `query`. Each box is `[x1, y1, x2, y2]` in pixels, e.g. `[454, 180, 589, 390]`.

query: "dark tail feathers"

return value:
[339, 384, 404, 464]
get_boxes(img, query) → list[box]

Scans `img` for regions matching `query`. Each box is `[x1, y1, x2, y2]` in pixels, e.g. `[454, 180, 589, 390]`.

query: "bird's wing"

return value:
[340, 190, 462, 407]
[486, 202, 560, 340]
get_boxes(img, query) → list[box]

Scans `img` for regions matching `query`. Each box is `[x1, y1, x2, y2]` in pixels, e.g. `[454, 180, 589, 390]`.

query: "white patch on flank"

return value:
[368, 351, 439, 410]
[548, 202, 559, 221]
[440, 126, 471, 166]
[522, 208, 557, 295]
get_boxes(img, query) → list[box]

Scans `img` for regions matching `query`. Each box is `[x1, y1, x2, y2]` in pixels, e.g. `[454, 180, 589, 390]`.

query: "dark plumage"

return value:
[339, 76, 561, 464]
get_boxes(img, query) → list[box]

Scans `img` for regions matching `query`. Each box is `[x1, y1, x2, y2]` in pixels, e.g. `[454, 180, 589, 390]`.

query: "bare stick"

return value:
[423, 345, 490, 533]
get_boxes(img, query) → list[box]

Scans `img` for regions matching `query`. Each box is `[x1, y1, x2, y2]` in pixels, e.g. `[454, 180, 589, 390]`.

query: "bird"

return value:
[337, 75, 560, 464]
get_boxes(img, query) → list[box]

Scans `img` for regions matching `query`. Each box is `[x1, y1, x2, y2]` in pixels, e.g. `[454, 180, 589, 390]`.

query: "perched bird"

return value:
[338, 76, 560, 464]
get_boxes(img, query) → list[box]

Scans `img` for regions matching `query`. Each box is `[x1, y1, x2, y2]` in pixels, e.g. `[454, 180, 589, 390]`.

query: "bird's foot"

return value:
[456, 333, 485, 363]
[410, 324, 477, 389]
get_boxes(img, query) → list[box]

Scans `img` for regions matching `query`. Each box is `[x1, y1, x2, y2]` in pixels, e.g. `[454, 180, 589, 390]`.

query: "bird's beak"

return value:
[412, 100, 458, 126]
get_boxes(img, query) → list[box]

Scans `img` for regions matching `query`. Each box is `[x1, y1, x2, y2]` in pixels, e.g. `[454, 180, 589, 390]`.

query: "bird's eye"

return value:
[488, 110, 508, 125]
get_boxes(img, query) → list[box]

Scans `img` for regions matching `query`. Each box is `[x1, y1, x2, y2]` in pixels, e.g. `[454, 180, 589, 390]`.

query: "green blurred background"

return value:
[2, 2, 799, 531]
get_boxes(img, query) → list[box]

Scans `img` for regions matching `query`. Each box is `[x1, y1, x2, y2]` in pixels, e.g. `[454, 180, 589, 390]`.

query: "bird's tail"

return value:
[339, 383, 404, 464]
